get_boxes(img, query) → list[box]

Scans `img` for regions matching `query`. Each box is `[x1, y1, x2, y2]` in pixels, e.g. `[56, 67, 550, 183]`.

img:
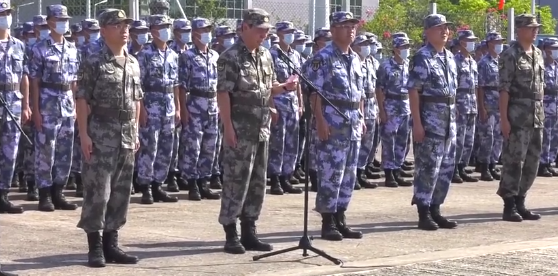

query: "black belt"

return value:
[544, 88, 558, 96]
[327, 100, 360, 109]
[143, 84, 174, 93]
[365, 93, 375, 99]
[91, 107, 135, 121]
[384, 94, 409, 100]
[482, 86, 499, 91]
[420, 95, 455, 105]
[457, 88, 476, 94]
[230, 96, 268, 106]
[189, 89, 217, 98]
[41, 82, 71, 91]
[0, 83, 19, 91]
[510, 92, 543, 101]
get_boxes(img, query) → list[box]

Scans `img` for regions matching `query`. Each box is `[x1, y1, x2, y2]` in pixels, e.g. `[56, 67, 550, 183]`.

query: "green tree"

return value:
[169, 0, 226, 24]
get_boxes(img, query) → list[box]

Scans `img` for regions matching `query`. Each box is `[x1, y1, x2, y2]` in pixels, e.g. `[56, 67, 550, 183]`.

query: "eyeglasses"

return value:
[334, 24, 357, 29]
[105, 23, 130, 30]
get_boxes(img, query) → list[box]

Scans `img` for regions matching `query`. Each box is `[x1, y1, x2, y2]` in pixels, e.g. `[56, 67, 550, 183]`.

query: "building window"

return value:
[222, 0, 243, 19]
[350, 0, 362, 19]
[62, 0, 126, 17]
[330, 0, 342, 13]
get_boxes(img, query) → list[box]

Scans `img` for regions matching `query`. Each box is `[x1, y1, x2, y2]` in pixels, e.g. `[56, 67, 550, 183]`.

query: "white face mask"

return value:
[223, 37, 234, 48]
[399, 49, 410, 59]
[89, 32, 100, 41]
[370, 45, 378, 55]
[157, 28, 171, 42]
[54, 21, 69, 35]
[359, 46, 371, 57]
[262, 39, 271, 49]
[494, 44, 503, 54]
[295, 44, 305, 53]
[0, 15, 12, 30]
[465, 41, 476, 52]
[39, 29, 50, 40]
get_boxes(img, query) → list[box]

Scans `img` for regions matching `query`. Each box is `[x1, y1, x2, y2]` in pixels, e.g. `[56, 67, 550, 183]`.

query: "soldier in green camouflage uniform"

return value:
[75, 9, 140, 268]
[498, 14, 543, 223]
[217, 8, 288, 255]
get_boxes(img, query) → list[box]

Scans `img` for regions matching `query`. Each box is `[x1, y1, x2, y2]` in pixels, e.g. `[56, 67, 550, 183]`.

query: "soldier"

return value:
[540, 38, 558, 176]
[217, 8, 278, 254]
[13, 24, 22, 40]
[135, 14, 179, 204]
[75, 9, 140, 268]
[32, 15, 49, 41]
[365, 36, 384, 179]
[374, 42, 383, 60]
[0, 0, 30, 214]
[80, 19, 103, 61]
[452, 30, 479, 183]
[313, 27, 332, 50]
[306, 11, 364, 241]
[128, 20, 148, 57]
[497, 14, 544, 222]
[214, 25, 235, 53]
[477, 32, 504, 182]
[29, 4, 79, 212]
[292, 30, 306, 55]
[170, 18, 192, 53]
[22, 22, 36, 45]
[351, 35, 378, 189]
[377, 36, 413, 188]
[407, 14, 458, 231]
[71, 23, 84, 46]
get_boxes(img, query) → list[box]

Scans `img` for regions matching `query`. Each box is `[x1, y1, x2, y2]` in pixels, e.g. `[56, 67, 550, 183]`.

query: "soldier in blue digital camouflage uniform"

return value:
[33, 15, 49, 41]
[301, 35, 313, 58]
[214, 25, 235, 54]
[407, 14, 458, 231]
[0, 0, 30, 214]
[377, 36, 413, 188]
[540, 38, 558, 176]
[22, 22, 36, 46]
[79, 19, 104, 61]
[170, 18, 192, 53]
[128, 20, 148, 58]
[293, 32, 311, 182]
[307, 11, 364, 241]
[177, 17, 221, 201]
[451, 29, 480, 183]
[292, 30, 306, 55]
[352, 34, 378, 189]
[29, 4, 79, 212]
[70, 23, 84, 46]
[268, 21, 304, 195]
[135, 14, 180, 204]
[477, 32, 504, 181]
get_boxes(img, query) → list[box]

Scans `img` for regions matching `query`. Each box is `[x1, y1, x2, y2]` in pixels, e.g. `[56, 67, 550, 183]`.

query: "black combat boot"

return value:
[429, 204, 457, 229]
[383, 169, 398, 188]
[132, 172, 140, 195]
[269, 175, 284, 195]
[365, 164, 382, 179]
[514, 195, 541, 220]
[480, 163, 494, 181]
[176, 173, 188, 191]
[140, 184, 154, 204]
[197, 178, 221, 199]
[289, 174, 300, 185]
[86, 232, 106, 268]
[26, 180, 38, 201]
[210, 174, 222, 189]
[451, 166, 464, 183]
[223, 223, 245, 254]
[398, 168, 413, 178]
[474, 162, 482, 173]
[10, 172, 18, 188]
[489, 163, 501, 180]
[416, 205, 439, 231]
[357, 168, 377, 189]
[151, 182, 179, 202]
[502, 197, 523, 222]
[0, 190, 23, 214]
[0, 268, 18, 276]
[240, 220, 273, 251]
[458, 164, 478, 182]
[166, 171, 179, 192]
[320, 213, 343, 241]
[403, 160, 414, 166]
[394, 169, 412, 187]
[334, 209, 363, 239]
[353, 176, 362, 190]
[547, 164, 558, 176]
[51, 185, 78, 210]
[293, 165, 305, 180]
[538, 163, 552, 177]
[66, 174, 77, 190]
[309, 170, 318, 192]
[102, 231, 139, 264]
[17, 172, 27, 193]
[187, 179, 201, 201]
[401, 162, 414, 171]
[37, 187, 55, 212]
[279, 175, 303, 194]
[373, 158, 381, 168]
[75, 173, 84, 197]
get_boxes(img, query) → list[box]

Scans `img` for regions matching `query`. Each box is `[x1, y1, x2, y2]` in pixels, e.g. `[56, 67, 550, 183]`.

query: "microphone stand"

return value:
[0, 93, 32, 145]
[253, 49, 348, 265]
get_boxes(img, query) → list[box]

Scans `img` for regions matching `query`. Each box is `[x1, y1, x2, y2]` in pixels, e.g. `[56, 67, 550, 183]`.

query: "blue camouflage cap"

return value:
[98, 9, 132, 26]
[148, 14, 171, 26]
[393, 36, 410, 48]
[173, 19, 191, 30]
[22, 22, 34, 33]
[275, 21, 295, 32]
[215, 25, 234, 37]
[131, 20, 148, 30]
[363, 32, 377, 40]
[423, 14, 452, 29]
[486, 31, 504, 42]
[458, 29, 477, 40]
[330, 11, 359, 25]
[33, 15, 47, 26]
[81, 19, 100, 31]
[236, 19, 242, 30]
[392, 32, 408, 39]
[0, 1, 12, 13]
[70, 23, 81, 33]
[352, 35, 369, 46]
[242, 8, 271, 29]
[46, 4, 71, 19]
[269, 33, 279, 44]
[544, 38, 558, 48]
[304, 35, 313, 44]
[294, 30, 305, 41]
[376, 42, 383, 49]
[314, 27, 331, 39]
[192, 17, 211, 29]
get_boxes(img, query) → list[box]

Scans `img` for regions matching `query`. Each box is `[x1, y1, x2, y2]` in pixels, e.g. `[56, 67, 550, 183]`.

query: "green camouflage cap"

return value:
[242, 8, 271, 29]
[515, 14, 541, 28]
[99, 9, 133, 26]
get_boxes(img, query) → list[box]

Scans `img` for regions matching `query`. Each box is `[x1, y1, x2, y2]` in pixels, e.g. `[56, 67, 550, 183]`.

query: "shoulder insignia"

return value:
[311, 59, 321, 71]
[217, 60, 225, 72]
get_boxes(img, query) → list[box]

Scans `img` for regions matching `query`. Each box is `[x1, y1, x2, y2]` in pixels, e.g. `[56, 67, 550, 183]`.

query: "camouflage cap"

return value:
[22, 22, 34, 34]
[543, 38, 558, 48]
[242, 8, 271, 29]
[423, 14, 452, 29]
[33, 15, 47, 26]
[215, 25, 234, 37]
[173, 19, 191, 30]
[0, 0, 11, 13]
[363, 32, 377, 40]
[294, 30, 305, 41]
[131, 20, 148, 30]
[376, 42, 383, 49]
[269, 33, 279, 43]
[330, 11, 359, 25]
[192, 17, 211, 29]
[393, 36, 410, 48]
[148, 14, 171, 26]
[352, 35, 369, 46]
[99, 9, 133, 26]
[314, 27, 331, 39]
[64, 30, 71, 37]
[70, 23, 82, 33]
[392, 32, 408, 39]
[46, 4, 71, 19]
[458, 29, 477, 40]
[515, 13, 541, 28]
[96, 8, 115, 18]
[304, 35, 313, 44]
[236, 19, 242, 30]
[149, 0, 170, 15]
[275, 21, 295, 32]
[81, 19, 100, 31]
[485, 31, 504, 42]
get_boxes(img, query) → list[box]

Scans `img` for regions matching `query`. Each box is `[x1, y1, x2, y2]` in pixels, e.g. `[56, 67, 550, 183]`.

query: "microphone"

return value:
[272, 44, 289, 60]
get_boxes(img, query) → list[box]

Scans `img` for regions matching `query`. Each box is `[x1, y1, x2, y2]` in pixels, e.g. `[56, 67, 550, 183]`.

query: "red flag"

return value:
[498, 0, 505, 10]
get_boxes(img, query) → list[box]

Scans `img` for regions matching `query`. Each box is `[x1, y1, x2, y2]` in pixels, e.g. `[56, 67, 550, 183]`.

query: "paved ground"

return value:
[2, 166, 558, 276]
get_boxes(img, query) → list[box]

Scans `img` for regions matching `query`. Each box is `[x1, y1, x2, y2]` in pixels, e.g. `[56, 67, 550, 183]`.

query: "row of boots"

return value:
[474, 163, 501, 181]
[452, 164, 479, 183]
[537, 163, 558, 177]
[268, 175, 303, 195]
[0, 184, 78, 214]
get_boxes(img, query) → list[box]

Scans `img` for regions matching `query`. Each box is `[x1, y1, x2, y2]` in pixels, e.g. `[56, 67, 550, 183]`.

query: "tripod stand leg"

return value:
[252, 246, 301, 261]
[305, 246, 342, 265]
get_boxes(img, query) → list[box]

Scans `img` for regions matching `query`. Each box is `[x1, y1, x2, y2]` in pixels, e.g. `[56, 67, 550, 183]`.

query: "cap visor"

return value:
[133, 26, 149, 30]
[175, 26, 192, 30]
[255, 23, 272, 29]
[56, 15, 72, 19]
[88, 26, 100, 31]
[525, 23, 542, 27]
[339, 19, 360, 24]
